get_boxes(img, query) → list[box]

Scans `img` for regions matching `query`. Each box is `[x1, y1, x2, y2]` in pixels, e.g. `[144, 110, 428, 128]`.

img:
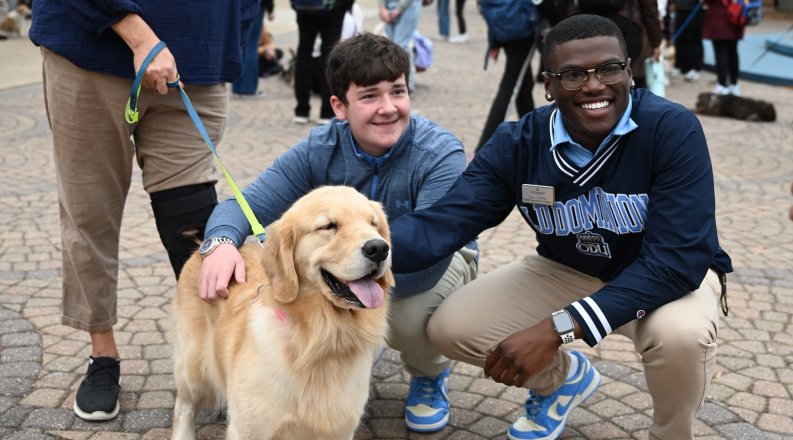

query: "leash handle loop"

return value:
[125, 41, 267, 244]
[125, 40, 168, 124]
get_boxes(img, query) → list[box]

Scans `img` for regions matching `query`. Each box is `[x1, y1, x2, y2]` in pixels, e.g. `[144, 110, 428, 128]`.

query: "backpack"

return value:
[575, 0, 626, 14]
[290, 0, 334, 12]
[723, 0, 763, 27]
[413, 30, 433, 72]
[479, 0, 541, 45]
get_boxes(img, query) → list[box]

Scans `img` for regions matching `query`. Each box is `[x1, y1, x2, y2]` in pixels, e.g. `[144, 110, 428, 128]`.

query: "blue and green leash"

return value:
[124, 41, 266, 244]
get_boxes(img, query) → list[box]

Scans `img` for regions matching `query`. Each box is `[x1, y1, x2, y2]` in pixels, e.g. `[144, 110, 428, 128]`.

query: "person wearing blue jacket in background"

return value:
[29, 0, 258, 422]
[232, 0, 270, 99]
[199, 33, 477, 433]
[387, 15, 732, 440]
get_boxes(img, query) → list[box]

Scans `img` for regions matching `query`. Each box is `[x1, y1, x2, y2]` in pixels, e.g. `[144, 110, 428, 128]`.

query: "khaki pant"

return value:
[387, 247, 478, 377]
[428, 254, 721, 440]
[42, 48, 226, 332]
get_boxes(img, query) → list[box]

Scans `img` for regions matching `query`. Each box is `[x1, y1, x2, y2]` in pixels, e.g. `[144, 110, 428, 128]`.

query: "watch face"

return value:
[199, 239, 215, 255]
[552, 311, 575, 334]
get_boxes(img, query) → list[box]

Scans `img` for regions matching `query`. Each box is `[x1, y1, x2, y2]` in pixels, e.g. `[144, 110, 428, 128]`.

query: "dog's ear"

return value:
[371, 201, 391, 243]
[372, 201, 395, 287]
[382, 267, 396, 289]
[261, 219, 299, 303]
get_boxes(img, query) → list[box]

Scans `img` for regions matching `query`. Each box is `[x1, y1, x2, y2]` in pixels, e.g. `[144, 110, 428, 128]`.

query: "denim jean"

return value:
[436, 0, 449, 37]
[386, 0, 421, 92]
[231, 4, 263, 95]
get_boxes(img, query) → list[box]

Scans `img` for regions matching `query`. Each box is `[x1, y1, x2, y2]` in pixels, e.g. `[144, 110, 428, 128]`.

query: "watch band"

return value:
[200, 236, 236, 259]
[551, 309, 576, 345]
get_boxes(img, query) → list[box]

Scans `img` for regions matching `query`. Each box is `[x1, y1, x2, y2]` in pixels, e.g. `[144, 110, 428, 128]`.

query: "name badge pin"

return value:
[521, 184, 555, 205]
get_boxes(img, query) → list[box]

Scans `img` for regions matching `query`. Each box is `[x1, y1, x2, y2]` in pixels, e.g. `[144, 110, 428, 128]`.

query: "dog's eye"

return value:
[319, 222, 337, 231]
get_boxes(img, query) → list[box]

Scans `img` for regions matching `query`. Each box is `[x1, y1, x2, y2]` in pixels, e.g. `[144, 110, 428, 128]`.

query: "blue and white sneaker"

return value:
[508, 351, 601, 440]
[404, 367, 451, 432]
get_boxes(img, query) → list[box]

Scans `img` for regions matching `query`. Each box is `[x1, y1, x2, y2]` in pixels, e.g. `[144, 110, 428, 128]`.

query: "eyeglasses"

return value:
[544, 59, 630, 91]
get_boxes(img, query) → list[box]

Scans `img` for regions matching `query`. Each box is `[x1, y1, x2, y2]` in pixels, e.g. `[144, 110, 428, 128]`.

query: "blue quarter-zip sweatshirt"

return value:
[205, 115, 477, 297]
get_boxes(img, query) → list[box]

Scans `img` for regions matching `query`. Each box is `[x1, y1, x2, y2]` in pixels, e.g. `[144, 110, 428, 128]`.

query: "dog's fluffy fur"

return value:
[695, 92, 776, 122]
[171, 186, 394, 440]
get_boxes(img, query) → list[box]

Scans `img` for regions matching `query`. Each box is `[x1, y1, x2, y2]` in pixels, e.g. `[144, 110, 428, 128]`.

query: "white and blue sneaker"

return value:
[508, 351, 601, 440]
[404, 367, 451, 432]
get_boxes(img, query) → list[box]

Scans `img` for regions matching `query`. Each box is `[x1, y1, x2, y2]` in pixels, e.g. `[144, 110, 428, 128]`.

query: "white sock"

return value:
[566, 352, 579, 380]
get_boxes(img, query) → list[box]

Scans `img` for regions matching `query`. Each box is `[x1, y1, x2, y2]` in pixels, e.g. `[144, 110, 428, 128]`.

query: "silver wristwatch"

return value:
[198, 237, 236, 259]
[551, 309, 576, 344]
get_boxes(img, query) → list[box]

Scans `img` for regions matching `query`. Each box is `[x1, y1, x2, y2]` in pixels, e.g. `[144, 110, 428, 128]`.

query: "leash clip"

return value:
[124, 99, 139, 124]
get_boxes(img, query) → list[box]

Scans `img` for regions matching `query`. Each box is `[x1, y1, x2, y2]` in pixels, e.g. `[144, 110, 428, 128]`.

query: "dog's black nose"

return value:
[362, 239, 389, 263]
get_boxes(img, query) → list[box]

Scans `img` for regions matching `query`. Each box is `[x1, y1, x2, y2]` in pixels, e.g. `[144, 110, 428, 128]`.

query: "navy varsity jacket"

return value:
[389, 88, 732, 346]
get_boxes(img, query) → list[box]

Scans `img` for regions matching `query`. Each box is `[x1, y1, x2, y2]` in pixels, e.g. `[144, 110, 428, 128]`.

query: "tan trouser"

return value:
[427, 254, 721, 440]
[41, 48, 226, 332]
[387, 247, 478, 377]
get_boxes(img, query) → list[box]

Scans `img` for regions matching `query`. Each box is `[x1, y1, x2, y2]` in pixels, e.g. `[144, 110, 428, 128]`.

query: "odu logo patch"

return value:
[575, 231, 611, 258]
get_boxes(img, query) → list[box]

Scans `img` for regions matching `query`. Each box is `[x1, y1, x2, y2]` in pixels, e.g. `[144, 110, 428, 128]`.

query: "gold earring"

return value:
[545, 91, 553, 101]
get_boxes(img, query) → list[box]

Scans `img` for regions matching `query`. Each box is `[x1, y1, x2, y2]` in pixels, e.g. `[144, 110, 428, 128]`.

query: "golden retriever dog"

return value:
[171, 186, 393, 440]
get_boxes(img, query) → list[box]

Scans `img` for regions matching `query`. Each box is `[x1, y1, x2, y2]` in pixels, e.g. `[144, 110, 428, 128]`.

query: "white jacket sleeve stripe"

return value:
[583, 296, 613, 334]
[571, 301, 604, 344]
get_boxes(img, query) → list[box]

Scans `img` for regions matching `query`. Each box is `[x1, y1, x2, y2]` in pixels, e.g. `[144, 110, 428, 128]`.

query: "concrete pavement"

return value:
[1, 4, 792, 440]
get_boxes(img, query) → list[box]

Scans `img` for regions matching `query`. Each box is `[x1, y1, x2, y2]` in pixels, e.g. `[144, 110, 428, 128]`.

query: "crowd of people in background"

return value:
[436, 0, 469, 42]
[1, 0, 754, 107]
[667, 0, 747, 95]
[232, 0, 751, 131]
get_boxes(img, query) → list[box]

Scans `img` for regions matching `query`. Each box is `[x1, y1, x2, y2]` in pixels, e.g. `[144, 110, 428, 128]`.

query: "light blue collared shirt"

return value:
[349, 130, 393, 166]
[550, 96, 638, 167]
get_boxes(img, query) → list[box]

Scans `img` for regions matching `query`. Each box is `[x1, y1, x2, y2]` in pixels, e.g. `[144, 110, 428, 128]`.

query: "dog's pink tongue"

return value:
[348, 279, 385, 309]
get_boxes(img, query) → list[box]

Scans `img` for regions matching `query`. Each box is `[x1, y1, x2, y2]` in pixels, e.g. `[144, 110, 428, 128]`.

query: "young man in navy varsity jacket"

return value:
[388, 14, 732, 440]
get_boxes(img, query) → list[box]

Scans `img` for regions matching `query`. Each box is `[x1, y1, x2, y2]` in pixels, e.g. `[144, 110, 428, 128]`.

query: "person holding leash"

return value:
[29, 0, 259, 422]
[199, 33, 478, 433]
[387, 14, 732, 440]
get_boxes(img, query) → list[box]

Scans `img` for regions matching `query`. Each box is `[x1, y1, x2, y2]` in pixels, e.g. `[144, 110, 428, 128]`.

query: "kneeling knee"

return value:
[150, 183, 217, 278]
[640, 319, 717, 358]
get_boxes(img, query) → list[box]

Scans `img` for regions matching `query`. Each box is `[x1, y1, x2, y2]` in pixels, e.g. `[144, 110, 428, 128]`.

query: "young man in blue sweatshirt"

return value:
[387, 15, 732, 440]
[199, 33, 477, 433]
